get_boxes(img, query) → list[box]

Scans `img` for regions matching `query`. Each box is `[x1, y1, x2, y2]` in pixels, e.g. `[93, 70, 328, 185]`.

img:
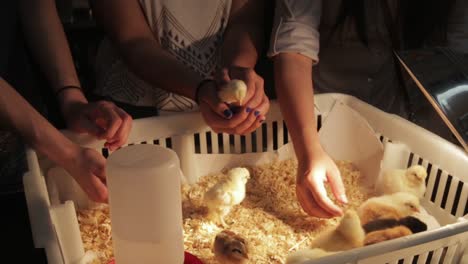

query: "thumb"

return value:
[327, 167, 348, 204]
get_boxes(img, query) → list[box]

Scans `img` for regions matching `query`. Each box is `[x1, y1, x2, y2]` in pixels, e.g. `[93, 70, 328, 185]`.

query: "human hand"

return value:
[201, 66, 269, 135]
[296, 144, 348, 218]
[63, 101, 132, 151]
[62, 146, 108, 203]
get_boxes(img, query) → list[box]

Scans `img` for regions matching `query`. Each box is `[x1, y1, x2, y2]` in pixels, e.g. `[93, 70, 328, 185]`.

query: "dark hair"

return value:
[333, 0, 457, 49]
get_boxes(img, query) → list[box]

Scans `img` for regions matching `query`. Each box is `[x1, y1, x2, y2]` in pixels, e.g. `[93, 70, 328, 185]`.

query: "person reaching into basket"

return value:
[269, 0, 467, 218]
[0, 0, 135, 203]
[20, 0, 133, 152]
[0, 77, 108, 203]
[91, 0, 270, 135]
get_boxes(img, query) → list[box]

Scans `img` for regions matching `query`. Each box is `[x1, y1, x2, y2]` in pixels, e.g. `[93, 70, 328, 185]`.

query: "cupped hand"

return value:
[213, 66, 270, 135]
[296, 145, 348, 218]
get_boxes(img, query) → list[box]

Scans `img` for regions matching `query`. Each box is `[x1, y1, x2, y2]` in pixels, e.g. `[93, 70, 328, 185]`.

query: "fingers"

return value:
[296, 185, 333, 218]
[74, 148, 108, 203]
[86, 101, 132, 149]
[327, 166, 348, 204]
[306, 170, 343, 217]
[244, 75, 265, 109]
[199, 102, 244, 134]
[105, 108, 133, 151]
[199, 81, 235, 120]
[98, 102, 123, 139]
[88, 175, 108, 203]
[237, 95, 270, 135]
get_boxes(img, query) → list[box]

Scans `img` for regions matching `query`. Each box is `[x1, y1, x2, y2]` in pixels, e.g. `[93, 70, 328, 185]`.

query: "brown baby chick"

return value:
[213, 230, 249, 264]
[310, 209, 365, 251]
[357, 192, 421, 225]
[364, 226, 413, 245]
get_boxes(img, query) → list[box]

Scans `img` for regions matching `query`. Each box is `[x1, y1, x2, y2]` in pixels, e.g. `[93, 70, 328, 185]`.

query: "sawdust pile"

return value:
[77, 159, 372, 264]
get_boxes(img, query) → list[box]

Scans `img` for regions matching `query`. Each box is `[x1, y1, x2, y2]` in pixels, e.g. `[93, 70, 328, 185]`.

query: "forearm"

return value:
[222, 23, 263, 68]
[222, 0, 264, 68]
[118, 38, 202, 100]
[0, 78, 78, 167]
[19, 0, 88, 109]
[274, 53, 320, 160]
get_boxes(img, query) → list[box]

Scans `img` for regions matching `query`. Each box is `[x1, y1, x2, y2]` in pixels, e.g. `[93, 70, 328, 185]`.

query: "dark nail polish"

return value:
[246, 107, 252, 113]
[223, 109, 233, 119]
[254, 110, 260, 117]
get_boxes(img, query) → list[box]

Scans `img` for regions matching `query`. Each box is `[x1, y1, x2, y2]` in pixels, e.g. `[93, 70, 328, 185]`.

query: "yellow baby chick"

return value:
[376, 165, 427, 198]
[286, 248, 337, 264]
[213, 230, 249, 264]
[358, 192, 421, 225]
[203, 167, 250, 227]
[310, 210, 365, 251]
[218, 79, 247, 106]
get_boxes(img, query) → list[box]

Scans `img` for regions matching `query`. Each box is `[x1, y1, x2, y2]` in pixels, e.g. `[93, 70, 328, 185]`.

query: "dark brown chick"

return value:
[364, 226, 413, 245]
[213, 230, 249, 264]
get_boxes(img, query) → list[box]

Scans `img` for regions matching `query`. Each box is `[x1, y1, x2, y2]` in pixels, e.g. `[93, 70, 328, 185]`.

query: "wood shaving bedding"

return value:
[77, 159, 372, 264]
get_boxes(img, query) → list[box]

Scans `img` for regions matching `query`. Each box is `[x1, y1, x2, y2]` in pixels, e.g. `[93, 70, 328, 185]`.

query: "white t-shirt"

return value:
[95, 0, 231, 113]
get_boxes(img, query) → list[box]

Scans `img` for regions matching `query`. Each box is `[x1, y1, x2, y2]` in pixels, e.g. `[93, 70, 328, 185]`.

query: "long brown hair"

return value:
[333, 0, 457, 49]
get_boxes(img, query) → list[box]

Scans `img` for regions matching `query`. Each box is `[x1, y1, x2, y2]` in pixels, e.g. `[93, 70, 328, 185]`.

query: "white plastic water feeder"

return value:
[106, 144, 184, 264]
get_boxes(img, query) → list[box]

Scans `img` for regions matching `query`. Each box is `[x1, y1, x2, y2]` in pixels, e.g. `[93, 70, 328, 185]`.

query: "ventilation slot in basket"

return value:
[430, 169, 443, 203]
[404, 152, 468, 217]
[283, 121, 289, 145]
[150, 138, 172, 149]
[439, 244, 460, 264]
[317, 115, 322, 130]
[194, 133, 201, 154]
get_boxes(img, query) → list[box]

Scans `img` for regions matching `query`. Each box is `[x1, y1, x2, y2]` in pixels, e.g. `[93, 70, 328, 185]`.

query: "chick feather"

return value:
[310, 210, 365, 251]
[286, 248, 337, 264]
[376, 165, 427, 198]
[364, 226, 413, 245]
[357, 192, 421, 225]
[203, 167, 250, 227]
[218, 79, 247, 105]
[213, 230, 249, 264]
[363, 216, 427, 234]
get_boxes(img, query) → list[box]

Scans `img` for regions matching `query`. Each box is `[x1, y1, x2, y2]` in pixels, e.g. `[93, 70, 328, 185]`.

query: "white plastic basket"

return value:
[23, 93, 468, 264]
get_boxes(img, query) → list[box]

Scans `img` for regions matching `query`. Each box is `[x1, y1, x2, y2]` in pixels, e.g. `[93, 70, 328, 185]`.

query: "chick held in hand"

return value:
[357, 192, 421, 225]
[203, 167, 250, 227]
[218, 79, 247, 106]
[310, 209, 365, 251]
[213, 230, 249, 264]
[286, 248, 337, 264]
[376, 165, 427, 198]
